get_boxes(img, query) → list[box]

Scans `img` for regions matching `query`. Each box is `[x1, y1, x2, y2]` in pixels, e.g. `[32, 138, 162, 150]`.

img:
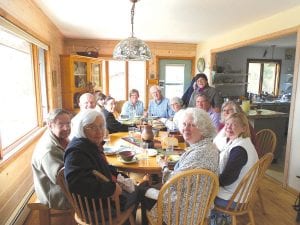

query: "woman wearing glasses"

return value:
[64, 109, 142, 220]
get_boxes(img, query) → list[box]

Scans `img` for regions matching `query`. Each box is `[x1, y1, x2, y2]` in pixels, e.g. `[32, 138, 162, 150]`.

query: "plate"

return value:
[103, 147, 118, 155]
[147, 149, 158, 157]
[167, 155, 180, 164]
[118, 156, 138, 164]
[118, 118, 129, 121]
[149, 116, 159, 120]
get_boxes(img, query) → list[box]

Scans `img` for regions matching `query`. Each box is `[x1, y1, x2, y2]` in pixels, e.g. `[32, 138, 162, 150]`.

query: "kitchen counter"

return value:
[251, 101, 290, 114]
[247, 109, 288, 161]
[247, 109, 288, 119]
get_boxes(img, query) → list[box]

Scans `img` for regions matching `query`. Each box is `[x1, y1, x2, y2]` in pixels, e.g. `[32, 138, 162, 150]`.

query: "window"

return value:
[0, 21, 48, 159]
[164, 64, 185, 99]
[247, 59, 281, 96]
[108, 60, 146, 103]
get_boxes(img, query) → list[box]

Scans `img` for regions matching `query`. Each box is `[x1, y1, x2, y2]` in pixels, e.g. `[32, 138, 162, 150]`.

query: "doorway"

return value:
[215, 33, 297, 183]
[158, 59, 192, 99]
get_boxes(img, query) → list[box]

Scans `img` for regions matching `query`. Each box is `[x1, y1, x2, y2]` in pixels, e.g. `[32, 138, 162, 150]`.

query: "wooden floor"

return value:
[23, 176, 300, 225]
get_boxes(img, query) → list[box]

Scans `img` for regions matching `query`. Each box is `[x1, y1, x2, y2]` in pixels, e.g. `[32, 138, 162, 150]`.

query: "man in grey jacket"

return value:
[31, 109, 72, 209]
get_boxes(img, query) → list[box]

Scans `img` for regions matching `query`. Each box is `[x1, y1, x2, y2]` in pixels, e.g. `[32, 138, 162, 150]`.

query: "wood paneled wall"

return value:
[63, 39, 197, 96]
[0, 1, 64, 224]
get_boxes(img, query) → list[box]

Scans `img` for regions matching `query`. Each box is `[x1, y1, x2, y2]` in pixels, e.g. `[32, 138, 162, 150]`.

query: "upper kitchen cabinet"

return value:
[60, 55, 103, 112]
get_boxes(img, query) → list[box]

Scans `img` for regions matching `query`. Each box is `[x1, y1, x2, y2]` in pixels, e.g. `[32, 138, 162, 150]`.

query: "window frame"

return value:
[246, 58, 281, 96]
[0, 19, 49, 160]
[103, 59, 148, 104]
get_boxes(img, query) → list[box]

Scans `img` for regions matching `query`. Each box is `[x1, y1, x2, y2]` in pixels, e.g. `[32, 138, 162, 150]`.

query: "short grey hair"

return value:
[72, 109, 106, 138]
[178, 107, 216, 139]
[47, 108, 71, 124]
[221, 100, 243, 122]
[150, 85, 161, 93]
[170, 97, 183, 106]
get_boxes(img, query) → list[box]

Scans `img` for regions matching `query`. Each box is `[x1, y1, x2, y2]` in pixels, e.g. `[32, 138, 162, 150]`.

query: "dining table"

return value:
[105, 131, 186, 175]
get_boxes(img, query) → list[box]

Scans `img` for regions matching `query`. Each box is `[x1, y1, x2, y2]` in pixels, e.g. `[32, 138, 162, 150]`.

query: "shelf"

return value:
[215, 74, 247, 76]
[215, 83, 248, 86]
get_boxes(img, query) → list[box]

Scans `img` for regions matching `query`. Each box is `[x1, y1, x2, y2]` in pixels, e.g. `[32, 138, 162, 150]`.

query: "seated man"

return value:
[31, 109, 72, 209]
[195, 93, 221, 129]
[147, 85, 174, 118]
[121, 89, 144, 119]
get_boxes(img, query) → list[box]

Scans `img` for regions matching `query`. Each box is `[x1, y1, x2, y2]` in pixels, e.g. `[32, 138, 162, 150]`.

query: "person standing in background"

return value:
[188, 73, 223, 112]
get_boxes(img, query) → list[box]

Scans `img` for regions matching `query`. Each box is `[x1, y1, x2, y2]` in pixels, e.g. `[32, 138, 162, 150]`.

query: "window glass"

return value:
[108, 60, 125, 100]
[247, 60, 280, 96]
[262, 63, 276, 94]
[247, 63, 261, 94]
[0, 29, 37, 150]
[128, 61, 146, 103]
[165, 64, 185, 98]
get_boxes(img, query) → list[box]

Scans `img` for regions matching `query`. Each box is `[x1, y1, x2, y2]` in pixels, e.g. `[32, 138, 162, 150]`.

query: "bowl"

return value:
[119, 150, 135, 161]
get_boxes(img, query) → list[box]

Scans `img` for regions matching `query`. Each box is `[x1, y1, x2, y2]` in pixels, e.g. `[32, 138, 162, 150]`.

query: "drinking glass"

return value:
[139, 142, 149, 166]
[128, 127, 135, 141]
[103, 134, 110, 146]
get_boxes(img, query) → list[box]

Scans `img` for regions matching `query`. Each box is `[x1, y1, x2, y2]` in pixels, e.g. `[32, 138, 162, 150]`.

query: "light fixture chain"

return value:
[131, 1, 135, 37]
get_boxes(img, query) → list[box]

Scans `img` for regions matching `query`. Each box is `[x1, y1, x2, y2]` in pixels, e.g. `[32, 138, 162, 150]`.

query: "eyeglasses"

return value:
[222, 108, 234, 113]
[84, 125, 104, 132]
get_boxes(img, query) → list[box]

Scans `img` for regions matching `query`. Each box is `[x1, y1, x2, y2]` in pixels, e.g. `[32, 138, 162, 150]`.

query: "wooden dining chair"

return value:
[214, 153, 274, 225]
[56, 167, 136, 225]
[255, 128, 277, 158]
[255, 129, 277, 214]
[146, 169, 219, 225]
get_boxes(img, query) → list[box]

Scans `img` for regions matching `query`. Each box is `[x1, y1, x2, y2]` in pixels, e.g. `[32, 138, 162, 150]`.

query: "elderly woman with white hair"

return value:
[64, 109, 142, 217]
[159, 96, 185, 131]
[141, 107, 219, 225]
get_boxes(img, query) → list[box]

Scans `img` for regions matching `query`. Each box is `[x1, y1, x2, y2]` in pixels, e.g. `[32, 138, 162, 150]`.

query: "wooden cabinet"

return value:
[60, 55, 103, 112]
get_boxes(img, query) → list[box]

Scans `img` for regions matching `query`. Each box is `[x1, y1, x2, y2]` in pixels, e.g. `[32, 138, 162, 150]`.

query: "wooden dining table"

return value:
[105, 131, 186, 174]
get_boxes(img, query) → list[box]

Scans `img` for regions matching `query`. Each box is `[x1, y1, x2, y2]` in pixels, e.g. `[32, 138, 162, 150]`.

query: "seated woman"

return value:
[159, 97, 185, 131]
[214, 100, 262, 157]
[141, 108, 219, 225]
[64, 109, 141, 221]
[102, 96, 133, 133]
[94, 91, 106, 112]
[211, 112, 259, 224]
[121, 89, 144, 119]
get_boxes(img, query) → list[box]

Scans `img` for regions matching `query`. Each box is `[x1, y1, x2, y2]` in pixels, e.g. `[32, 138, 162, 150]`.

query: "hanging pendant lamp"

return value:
[113, 0, 152, 61]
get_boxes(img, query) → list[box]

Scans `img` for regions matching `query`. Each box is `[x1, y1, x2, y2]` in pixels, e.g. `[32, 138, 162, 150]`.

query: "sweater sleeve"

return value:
[219, 146, 248, 186]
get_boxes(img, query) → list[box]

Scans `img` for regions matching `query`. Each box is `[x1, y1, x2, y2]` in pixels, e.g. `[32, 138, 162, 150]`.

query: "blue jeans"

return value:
[210, 197, 236, 225]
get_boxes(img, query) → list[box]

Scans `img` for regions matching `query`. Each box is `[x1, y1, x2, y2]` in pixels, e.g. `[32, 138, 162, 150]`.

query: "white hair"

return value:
[178, 107, 216, 139]
[72, 109, 106, 138]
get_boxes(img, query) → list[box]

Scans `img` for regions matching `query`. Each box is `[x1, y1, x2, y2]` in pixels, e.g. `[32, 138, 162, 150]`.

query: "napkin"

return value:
[117, 174, 135, 193]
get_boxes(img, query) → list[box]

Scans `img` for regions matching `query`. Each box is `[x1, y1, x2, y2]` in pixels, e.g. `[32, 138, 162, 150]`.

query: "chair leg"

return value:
[257, 188, 266, 214]
[39, 209, 50, 225]
[248, 210, 256, 225]
[129, 214, 136, 225]
[231, 215, 237, 225]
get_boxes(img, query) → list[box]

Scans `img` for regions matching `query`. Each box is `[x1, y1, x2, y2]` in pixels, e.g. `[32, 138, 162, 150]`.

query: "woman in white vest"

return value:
[211, 112, 258, 225]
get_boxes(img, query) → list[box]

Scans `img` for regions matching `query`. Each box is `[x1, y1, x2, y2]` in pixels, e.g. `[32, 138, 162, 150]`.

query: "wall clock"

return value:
[197, 57, 205, 72]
